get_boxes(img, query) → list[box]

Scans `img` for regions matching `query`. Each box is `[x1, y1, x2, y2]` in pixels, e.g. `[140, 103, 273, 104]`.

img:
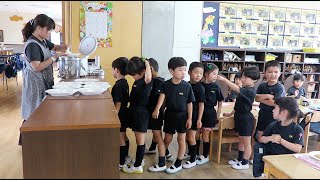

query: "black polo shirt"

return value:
[263, 121, 304, 155]
[287, 86, 306, 99]
[148, 77, 165, 109]
[25, 35, 54, 62]
[234, 86, 256, 113]
[160, 79, 195, 112]
[190, 81, 206, 111]
[111, 78, 129, 109]
[201, 82, 224, 107]
[257, 82, 286, 111]
[129, 78, 153, 108]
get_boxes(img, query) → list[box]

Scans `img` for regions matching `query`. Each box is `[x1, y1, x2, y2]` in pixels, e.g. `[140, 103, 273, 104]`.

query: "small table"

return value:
[263, 154, 320, 179]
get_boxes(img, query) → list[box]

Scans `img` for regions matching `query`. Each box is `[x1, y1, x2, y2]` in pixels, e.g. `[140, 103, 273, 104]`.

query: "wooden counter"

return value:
[20, 77, 120, 179]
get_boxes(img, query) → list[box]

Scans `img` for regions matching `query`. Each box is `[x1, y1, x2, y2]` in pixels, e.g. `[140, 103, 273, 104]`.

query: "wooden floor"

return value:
[0, 72, 319, 179]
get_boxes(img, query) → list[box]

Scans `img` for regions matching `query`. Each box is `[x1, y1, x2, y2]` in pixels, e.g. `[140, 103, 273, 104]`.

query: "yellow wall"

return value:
[68, 1, 142, 86]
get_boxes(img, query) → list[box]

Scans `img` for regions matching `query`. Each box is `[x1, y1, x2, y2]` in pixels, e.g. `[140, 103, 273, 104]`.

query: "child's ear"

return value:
[169, 69, 174, 75]
[150, 66, 154, 72]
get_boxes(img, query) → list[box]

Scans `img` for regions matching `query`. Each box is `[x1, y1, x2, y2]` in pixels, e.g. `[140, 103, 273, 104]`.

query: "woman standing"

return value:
[19, 14, 68, 145]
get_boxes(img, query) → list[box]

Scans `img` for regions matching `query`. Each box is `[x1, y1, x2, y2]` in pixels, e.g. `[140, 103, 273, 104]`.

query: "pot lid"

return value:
[79, 35, 98, 56]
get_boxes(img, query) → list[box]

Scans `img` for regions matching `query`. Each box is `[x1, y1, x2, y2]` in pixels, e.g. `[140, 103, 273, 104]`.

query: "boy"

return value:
[287, 73, 307, 100]
[145, 58, 167, 172]
[218, 66, 260, 170]
[227, 72, 242, 102]
[253, 97, 304, 177]
[152, 57, 195, 174]
[255, 60, 286, 143]
[111, 57, 131, 170]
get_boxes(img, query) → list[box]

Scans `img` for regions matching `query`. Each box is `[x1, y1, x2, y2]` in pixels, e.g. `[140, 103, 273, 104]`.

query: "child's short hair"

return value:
[234, 72, 242, 79]
[112, 57, 129, 75]
[203, 62, 218, 74]
[146, 58, 159, 72]
[293, 73, 305, 82]
[242, 66, 261, 80]
[189, 62, 204, 72]
[126, 56, 146, 76]
[265, 60, 281, 72]
[275, 97, 299, 119]
[168, 57, 187, 70]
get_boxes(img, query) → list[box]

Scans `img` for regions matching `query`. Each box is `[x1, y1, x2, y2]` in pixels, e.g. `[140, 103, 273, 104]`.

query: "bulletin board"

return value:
[80, 1, 113, 48]
[201, 2, 219, 47]
[205, 2, 320, 49]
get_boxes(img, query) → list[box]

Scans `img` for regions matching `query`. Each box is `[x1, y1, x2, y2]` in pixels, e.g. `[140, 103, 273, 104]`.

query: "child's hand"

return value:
[186, 119, 192, 129]
[265, 94, 274, 100]
[294, 90, 299, 97]
[223, 112, 233, 117]
[152, 109, 159, 119]
[271, 134, 281, 144]
[196, 120, 202, 129]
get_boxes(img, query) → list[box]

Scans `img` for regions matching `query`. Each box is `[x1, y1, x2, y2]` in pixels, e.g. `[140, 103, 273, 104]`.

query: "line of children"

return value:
[218, 66, 261, 170]
[122, 57, 153, 174]
[196, 63, 224, 165]
[152, 57, 195, 173]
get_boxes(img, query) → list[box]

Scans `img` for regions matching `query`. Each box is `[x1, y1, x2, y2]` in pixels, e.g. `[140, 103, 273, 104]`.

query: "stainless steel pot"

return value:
[58, 56, 81, 79]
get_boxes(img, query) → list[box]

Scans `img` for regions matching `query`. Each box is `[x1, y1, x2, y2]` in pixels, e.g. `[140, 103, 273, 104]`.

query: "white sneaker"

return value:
[128, 159, 145, 166]
[166, 153, 175, 162]
[148, 164, 167, 172]
[125, 156, 132, 164]
[122, 164, 143, 174]
[182, 153, 191, 160]
[119, 164, 124, 170]
[165, 164, 182, 174]
[249, 159, 253, 165]
[196, 155, 209, 165]
[228, 159, 241, 165]
[145, 148, 157, 154]
[182, 160, 197, 169]
[231, 162, 249, 170]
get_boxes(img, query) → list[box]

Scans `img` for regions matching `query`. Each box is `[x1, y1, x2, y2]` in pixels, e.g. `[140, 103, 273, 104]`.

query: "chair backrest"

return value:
[219, 116, 235, 129]
[216, 73, 229, 99]
[301, 114, 312, 153]
[283, 74, 308, 93]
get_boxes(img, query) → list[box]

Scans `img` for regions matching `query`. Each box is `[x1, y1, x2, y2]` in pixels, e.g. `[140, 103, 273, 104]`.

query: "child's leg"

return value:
[164, 133, 173, 154]
[119, 132, 127, 166]
[201, 130, 210, 158]
[175, 133, 186, 167]
[240, 136, 252, 165]
[195, 130, 201, 156]
[153, 130, 166, 166]
[148, 133, 157, 151]
[186, 130, 197, 163]
[134, 131, 146, 167]
[124, 133, 130, 157]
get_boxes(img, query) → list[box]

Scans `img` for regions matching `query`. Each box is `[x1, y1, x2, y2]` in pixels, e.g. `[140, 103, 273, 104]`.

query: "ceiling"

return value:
[0, 1, 62, 25]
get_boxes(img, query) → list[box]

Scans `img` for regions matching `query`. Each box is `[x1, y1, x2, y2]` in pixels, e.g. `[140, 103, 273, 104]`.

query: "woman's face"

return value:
[37, 26, 52, 40]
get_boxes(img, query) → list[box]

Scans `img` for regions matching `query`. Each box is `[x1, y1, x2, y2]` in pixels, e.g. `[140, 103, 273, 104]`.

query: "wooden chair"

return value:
[210, 116, 239, 163]
[300, 113, 312, 153]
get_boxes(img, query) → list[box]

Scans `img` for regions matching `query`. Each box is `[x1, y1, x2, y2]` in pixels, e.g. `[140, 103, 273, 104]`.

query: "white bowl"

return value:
[78, 88, 105, 95]
[45, 89, 77, 96]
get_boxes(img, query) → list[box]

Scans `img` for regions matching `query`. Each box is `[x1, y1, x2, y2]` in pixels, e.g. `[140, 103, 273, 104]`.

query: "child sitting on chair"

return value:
[287, 73, 307, 101]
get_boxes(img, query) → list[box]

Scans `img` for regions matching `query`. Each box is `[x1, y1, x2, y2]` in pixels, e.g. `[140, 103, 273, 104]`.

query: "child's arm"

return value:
[255, 94, 274, 102]
[197, 102, 204, 128]
[216, 101, 222, 119]
[260, 134, 281, 144]
[223, 110, 235, 117]
[280, 138, 303, 153]
[217, 75, 240, 93]
[152, 94, 165, 119]
[144, 60, 152, 84]
[186, 102, 192, 129]
[259, 99, 276, 106]
[114, 102, 121, 113]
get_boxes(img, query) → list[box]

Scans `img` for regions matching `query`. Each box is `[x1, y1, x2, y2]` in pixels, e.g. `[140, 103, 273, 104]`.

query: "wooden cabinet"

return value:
[201, 47, 320, 98]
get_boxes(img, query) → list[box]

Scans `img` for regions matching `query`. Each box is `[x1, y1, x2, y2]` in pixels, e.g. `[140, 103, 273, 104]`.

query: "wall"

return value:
[68, 1, 142, 86]
[0, 12, 36, 44]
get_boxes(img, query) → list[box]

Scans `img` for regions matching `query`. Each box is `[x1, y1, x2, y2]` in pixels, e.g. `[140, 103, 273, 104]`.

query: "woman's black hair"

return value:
[126, 56, 146, 76]
[203, 62, 218, 74]
[112, 57, 129, 75]
[275, 97, 299, 120]
[22, 14, 56, 42]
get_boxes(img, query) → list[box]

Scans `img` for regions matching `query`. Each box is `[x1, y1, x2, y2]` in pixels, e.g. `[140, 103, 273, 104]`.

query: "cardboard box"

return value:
[292, 54, 302, 62]
[285, 54, 293, 62]
[307, 83, 316, 91]
[307, 74, 315, 82]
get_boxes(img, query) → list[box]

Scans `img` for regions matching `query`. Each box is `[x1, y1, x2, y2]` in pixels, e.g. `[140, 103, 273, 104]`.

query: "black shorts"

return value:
[163, 111, 188, 134]
[256, 109, 276, 132]
[129, 106, 149, 133]
[202, 106, 217, 128]
[118, 108, 128, 132]
[190, 110, 199, 131]
[148, 108, 163, 130]
[234, 112, 254, 136]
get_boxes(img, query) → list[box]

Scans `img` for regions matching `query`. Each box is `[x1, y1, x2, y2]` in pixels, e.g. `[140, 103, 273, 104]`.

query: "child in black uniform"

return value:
[197, 63, 224, 165]
[152, 57, 195, 174]
[253, 97, 304, 177]
[122, 57, 152, 174]
[226, 72, 242, 102]
[218, 66, 260, 170]
[287, 73, 307, 100]
[111, 57, 131, 170]
[255, 60, 286, 143]
[182, 62, 206, 169]
[145, 58, 167, 172]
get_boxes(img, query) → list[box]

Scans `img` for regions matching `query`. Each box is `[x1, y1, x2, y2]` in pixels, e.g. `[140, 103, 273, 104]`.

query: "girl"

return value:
[122, 57, 152, 174]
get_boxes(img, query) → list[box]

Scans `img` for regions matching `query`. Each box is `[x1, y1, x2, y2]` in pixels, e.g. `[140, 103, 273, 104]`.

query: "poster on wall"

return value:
[284, 23, 300, 36]
[286, 8, 301, 23]
[301, 10, 316, 24]
[252, 20, 268, 35]
[219, 19, 236, 33]
[283, 36, 299, 49]
[267, 35, 283, 48]
[313, 38, 320, 48]
[218, 33, 235, 46]
[299, 37, 313, 48]
[251, 35, 267, 48]
[270, 7, 286, 22]
[236, 4, 253, 20]
[201, 2, 219, 47]
[316, 11, 320, 24]
[235, 34, 251, 48]
[235, 20, 252, 34]
[219, 3, 237, 19]
[269, 22, 285, 35]
[253, 6, 270, 21]
[300, 24, 316, 37]
[80, 1, 113, 48]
